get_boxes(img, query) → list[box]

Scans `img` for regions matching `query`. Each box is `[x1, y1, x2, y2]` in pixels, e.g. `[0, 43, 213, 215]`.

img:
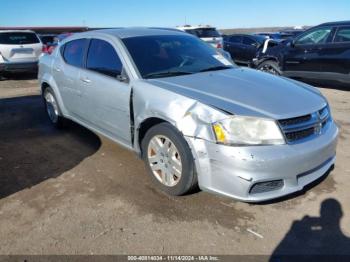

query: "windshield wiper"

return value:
[144, 71, 193, 79]
[199, 66, 233, 72]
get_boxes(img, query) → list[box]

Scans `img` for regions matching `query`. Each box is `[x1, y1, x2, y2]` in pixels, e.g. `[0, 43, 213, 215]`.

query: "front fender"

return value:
[132, 81, 228, 152]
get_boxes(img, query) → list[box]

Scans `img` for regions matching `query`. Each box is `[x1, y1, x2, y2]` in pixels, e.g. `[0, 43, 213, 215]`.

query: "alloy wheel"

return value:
[45, 91, 59, 123]
[260, 64, 280, 75]
[147, 135, 182, 187]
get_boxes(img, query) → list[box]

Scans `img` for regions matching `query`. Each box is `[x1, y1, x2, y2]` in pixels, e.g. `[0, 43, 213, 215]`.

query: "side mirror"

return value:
[290, 39, 296, 47]
[116, 67, 130, 83]
[255, 42, 261, 48]
[116, 74, 129, 83]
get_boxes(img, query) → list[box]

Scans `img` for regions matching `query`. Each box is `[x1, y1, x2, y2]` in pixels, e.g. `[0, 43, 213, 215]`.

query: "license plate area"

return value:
[13, 48, 33, 54]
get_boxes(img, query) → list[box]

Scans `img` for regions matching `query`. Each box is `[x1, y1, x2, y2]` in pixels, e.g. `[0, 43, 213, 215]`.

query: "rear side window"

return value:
[0, 32, 40, 45]
[334, 27, 350, 43]
[62, 39, 88, 68]
[86, 39, 123, 77]
[230, 36, 242, 43]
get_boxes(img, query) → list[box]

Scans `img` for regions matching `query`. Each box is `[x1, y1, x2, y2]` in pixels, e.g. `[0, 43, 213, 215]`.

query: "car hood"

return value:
[148, 68, 327, 119]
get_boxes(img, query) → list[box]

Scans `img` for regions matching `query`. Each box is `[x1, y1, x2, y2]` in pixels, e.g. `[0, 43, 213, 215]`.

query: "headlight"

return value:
[212, 116, 285, 145]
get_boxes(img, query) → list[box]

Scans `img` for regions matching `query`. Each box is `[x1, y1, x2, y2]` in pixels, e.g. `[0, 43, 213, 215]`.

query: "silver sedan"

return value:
[38, 28, 338, 202]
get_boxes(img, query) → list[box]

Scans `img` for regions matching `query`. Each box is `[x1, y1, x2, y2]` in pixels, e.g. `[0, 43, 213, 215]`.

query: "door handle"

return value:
[54, 67, 61, 72]
[80, 77, 91, 83]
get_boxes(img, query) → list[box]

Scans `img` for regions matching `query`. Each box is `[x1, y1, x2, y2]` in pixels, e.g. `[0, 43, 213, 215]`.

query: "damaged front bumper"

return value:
[185, 122, 338, 202]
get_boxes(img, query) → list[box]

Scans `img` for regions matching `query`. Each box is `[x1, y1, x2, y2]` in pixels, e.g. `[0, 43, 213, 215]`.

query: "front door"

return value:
[224, 35, 245, 64]
[241, 36, 259, 63]
[77, 38, 132, 145]
[282, 26, 334, 78]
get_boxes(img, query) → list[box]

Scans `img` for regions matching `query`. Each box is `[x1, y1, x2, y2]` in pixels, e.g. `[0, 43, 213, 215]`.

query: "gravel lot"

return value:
[0, 75, 349, 256]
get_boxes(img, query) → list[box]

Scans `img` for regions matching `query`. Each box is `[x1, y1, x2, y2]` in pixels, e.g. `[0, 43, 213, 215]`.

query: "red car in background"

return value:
[41, 32, 74, 54]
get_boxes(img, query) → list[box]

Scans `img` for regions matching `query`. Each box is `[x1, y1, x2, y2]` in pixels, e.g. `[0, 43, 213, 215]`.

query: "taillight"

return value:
[42, 45, 49, 53]
[47, 46, 56, 55]
[217, 43, 223, 49]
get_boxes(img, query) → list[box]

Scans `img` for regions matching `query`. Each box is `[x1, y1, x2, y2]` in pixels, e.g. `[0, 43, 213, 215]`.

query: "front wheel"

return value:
[141, 122, 198, 196]
[257, 60, 282, 76]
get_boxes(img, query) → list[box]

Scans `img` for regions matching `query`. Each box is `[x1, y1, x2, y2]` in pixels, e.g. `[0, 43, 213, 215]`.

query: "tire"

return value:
[141, 122, 198, 196]
[257, 60, 282, 76]
[43, 87, 65, 128]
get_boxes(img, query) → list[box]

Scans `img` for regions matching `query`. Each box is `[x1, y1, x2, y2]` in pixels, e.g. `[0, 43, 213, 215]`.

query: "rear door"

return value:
[78, 38, 132, 145]
[282, 26, 334, 77]
[53, 38, 89, 116]
[0, 32, 42, 62]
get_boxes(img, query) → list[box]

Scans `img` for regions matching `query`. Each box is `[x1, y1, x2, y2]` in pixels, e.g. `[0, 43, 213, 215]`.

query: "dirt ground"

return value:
[0, 75, 349, 257]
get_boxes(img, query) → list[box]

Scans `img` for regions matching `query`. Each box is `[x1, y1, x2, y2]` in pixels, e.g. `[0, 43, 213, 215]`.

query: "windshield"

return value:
[185, 28, 221, 38]
[0, 32, 40, 45]
[123, 35, 234, 79]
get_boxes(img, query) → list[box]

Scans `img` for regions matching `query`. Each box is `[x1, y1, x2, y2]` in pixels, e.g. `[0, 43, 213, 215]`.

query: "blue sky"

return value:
[1, 0, 349, 29]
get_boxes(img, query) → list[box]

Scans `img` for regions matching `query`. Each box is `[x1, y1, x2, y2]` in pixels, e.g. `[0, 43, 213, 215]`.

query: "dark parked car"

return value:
[39, 34, 56, 45]
[43, 33, 74, 55]
[223, 34, 273, 66]
[254, 21, 350, 86]
[39, 34, 57, 54]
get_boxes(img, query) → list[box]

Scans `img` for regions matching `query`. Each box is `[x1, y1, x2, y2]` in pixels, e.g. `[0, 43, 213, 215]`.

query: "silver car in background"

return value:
[0, 30, 42, 75]
[38, 28, 338, 202]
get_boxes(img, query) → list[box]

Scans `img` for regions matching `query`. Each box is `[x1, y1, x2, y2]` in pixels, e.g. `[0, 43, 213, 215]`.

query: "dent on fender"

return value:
[174, 101, 228, 142]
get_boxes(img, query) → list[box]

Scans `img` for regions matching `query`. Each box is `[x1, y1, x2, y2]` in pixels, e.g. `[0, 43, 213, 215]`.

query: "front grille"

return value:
[279, 114, 311, 126]
[250, 180, 284, 194]
[279, 106, 330, 143]
[285, 127, 315, 141]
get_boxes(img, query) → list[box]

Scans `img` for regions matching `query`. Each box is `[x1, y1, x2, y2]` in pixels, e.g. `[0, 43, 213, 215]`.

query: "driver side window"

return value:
[242, 37, 257, 46]
[86, 39, 123, 78]
[295, 27, 333, 45]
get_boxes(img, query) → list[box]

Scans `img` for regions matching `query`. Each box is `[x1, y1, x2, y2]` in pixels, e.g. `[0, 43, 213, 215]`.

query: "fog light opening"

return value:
[249, 180, 284, 194]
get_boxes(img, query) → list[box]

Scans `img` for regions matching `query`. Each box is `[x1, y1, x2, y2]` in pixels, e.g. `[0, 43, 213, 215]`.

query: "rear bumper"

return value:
[0, 61, 38, 73]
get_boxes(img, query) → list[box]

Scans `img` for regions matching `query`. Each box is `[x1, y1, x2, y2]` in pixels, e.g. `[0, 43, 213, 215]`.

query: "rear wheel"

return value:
[43, 87, 65, 128]
[257, 60, 282, 76]
[141, 122, 198, 196]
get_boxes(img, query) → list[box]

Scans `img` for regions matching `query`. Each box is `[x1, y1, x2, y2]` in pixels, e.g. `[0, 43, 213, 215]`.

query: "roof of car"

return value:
[319, 20, 350, 27]
[80, 27, 188, 39]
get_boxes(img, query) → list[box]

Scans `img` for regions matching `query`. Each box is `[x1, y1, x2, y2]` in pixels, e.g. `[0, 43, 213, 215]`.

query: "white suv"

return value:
[0, 30, 43, 76]
[177, 25, 223, 49]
